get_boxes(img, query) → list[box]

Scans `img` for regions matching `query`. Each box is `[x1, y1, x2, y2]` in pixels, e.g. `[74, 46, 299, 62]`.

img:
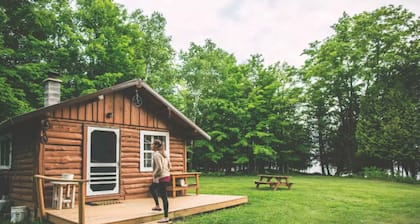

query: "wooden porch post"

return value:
[78, 181, 86, 224]
[35, 177, 46, 218]
[34, 175, 87, 224]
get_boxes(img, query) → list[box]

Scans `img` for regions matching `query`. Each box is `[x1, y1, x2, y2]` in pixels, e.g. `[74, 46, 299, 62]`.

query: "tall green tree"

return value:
[242, 56, 310, 173]
[1, 0, 177, 120]
[179, 44, 311, 173]
[356, 6, 419, 176]
[63, 0, 141, 96]
[304, 5, 419, 175]
[0, 0, 60, 121]
[178, 40, 242, 171]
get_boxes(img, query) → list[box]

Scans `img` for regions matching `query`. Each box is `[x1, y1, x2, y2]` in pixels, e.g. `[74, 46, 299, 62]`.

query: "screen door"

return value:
[87, 127, 120, 196]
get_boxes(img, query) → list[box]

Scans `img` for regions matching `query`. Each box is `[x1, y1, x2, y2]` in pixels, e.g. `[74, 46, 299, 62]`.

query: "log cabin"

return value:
[0, 75, 210, 217]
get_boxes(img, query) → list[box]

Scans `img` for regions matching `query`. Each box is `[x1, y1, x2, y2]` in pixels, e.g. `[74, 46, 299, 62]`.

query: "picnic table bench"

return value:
[254, 174, 293, 190]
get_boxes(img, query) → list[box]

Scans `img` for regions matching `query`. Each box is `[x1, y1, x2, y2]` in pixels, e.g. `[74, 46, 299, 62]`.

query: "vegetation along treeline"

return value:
[0, 1, 418, 177]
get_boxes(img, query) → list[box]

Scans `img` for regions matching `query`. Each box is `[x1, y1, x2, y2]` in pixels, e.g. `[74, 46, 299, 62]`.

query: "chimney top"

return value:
[43, 72, 62, 107]
[47, 71, 60, 79]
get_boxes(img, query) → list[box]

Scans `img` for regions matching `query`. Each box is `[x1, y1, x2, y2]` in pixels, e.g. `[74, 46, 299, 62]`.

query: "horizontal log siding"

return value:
[120, 128, 186, 199]
[43, 121, 83, 179]
[169, 137, 186, 173]
[9, 128, 38, 209]
[120, 128, 142, 199]
[40, 121, 83, 206]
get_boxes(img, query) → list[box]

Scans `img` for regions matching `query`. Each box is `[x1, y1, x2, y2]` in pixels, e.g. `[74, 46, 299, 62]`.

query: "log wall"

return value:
[4, 121, 40, 209]
[40, 91, 187, 200]
[9, 142, 37, 208]
[43, 121, 83, 179]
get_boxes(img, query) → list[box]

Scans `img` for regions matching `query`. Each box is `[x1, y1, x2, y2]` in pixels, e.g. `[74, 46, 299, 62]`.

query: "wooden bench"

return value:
[255, 175, 293, 190]
[166, 172, 200, 197]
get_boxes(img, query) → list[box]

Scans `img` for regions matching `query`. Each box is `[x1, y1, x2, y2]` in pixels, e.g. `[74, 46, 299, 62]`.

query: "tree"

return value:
[356, 6, 419, 176]
[0, 0, 177, 119]
[178, 40, 241, 172]
[0, 0, 59, 121]
[304, 5, 419, 175]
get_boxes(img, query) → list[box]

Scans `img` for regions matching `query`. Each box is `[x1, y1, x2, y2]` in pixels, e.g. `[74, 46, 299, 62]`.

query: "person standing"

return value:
[149, 139, 171, 223]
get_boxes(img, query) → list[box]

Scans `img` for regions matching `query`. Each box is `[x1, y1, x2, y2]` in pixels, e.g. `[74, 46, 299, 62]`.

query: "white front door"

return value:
[87, 127, 120, 196]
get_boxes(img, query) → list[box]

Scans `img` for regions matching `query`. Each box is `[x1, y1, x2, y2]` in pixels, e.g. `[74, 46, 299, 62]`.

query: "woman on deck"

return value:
[149, 139, 171, 223]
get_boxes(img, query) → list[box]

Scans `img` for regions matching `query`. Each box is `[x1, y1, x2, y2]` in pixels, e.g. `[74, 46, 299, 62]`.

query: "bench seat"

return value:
[254, 181, 278, 185]
[254, 181, 294, 190]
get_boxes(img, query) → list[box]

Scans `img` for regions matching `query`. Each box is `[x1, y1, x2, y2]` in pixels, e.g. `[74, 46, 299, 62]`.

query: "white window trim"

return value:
[140, 131, 170, 172]
[0, 135, 12, 170]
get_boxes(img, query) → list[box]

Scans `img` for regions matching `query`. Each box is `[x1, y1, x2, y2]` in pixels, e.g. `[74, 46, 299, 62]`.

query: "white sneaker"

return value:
[157, 217, 170, 223]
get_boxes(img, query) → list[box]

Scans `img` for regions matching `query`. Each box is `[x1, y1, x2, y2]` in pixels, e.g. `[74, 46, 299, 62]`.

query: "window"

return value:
[140, 131, 169, 172]
[0, 135, 12, 170]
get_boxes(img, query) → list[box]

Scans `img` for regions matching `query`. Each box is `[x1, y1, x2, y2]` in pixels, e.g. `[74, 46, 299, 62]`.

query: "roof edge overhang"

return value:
[0, 79, 211, 140]
[139, 81, 211, 140]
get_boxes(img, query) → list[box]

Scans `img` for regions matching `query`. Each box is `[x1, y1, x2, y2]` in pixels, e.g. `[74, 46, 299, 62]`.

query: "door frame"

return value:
[86, 126, 120, 196]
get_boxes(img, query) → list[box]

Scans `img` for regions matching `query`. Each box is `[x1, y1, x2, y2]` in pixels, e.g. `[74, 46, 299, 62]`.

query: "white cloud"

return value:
[116, 0, 420, 66]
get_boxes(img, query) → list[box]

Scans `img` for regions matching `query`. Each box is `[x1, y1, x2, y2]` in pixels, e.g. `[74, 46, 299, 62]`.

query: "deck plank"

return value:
[46, 194, 248, 224]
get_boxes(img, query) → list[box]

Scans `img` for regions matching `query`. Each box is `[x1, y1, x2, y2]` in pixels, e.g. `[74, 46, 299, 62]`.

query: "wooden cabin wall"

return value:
[170, 137, 187, 173]
[42, 91, 188, 200]
[120, 128, 186, 199]
[120, 128, 144, 199]
[40, 120, 83, 206]
[7, 121, 39, 209]
[42, 121, 83, 179]
[51, 92, 168, 129]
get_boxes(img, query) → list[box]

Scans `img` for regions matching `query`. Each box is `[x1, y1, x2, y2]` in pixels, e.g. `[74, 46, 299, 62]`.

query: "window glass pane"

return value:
[0, 141, 5, 165]
[4, 141, 10, 165]
[91, 131, 116, 163]
[1, 140, 10, 166]
[144, 135, 152, 151]
[145, 152, 152, 160]
[145, 159, 152, 168]
[144, 152, 152, 168]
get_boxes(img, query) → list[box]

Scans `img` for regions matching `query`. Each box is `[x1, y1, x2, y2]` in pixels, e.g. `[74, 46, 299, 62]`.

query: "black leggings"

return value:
[149, 181, 169, 218]
[149, 183, 160, 206]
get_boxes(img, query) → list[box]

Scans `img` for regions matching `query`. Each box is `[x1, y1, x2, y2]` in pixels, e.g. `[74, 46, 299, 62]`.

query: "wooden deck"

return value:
[45, 194, 248, 224]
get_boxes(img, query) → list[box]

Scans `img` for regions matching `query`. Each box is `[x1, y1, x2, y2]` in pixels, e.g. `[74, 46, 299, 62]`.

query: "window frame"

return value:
[0, 135, 12, 170]
[139, 131, 170, 172]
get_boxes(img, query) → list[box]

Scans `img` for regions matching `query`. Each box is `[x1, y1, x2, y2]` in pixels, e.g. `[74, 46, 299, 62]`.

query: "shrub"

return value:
[360, 166, 419, 184]
[361, 166, 389, 179]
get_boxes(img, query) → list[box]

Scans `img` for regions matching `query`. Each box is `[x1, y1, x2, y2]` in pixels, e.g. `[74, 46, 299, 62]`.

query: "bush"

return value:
[360, 166, 419, 184]
[361, 167, 389, 179]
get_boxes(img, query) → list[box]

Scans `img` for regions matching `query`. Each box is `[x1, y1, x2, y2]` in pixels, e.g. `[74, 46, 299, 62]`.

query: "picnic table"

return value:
[254, 174, 293, 190]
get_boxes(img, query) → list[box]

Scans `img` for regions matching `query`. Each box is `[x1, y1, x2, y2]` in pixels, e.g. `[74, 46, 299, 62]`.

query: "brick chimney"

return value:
[43, 71, 62, 107]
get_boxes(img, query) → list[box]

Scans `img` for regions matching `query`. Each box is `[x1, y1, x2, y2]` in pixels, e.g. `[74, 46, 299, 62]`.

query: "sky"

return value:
[115, 0, 419, 67]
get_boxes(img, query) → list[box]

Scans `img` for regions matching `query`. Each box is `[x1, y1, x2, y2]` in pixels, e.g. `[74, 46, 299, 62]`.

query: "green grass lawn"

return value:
[175, 175, 420, 224]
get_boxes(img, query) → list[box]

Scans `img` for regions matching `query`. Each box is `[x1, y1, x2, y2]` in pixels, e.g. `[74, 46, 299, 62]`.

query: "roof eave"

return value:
[0, 79, 211, 140]
[139, 81, 211, 140]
